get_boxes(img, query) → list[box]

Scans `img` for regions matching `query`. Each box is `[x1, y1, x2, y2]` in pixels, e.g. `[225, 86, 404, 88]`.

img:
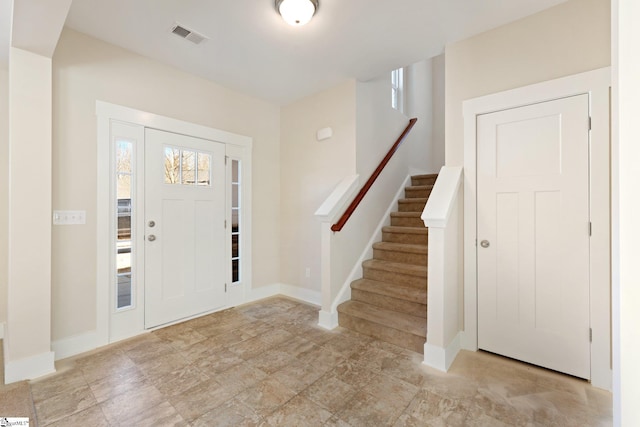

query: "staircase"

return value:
[337, 174, 437, 353]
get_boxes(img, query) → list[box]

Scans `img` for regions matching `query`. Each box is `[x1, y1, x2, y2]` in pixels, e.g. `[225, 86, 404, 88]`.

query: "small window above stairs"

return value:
[337, 174, 437, 354]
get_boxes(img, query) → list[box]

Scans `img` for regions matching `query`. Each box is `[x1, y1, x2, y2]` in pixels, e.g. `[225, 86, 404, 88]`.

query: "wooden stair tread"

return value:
[338, 300, 426, 337]
[382, 226, 428, 235]
[363, 259, 427, 277]
[351, 278, 426, 303]
[372, 241, 427, 255]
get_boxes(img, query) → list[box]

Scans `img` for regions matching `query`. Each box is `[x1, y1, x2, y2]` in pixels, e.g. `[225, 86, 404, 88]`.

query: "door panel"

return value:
[477, 94, 590, 379]
[145, 128, 227, 328]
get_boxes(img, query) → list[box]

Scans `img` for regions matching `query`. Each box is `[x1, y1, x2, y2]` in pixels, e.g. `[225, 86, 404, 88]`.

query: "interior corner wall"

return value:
[280, 81, 357, 294]
[356, 76, 409, 178]
[0, 66, 8, 328]
[51, 28, 281, 342]
[445, 0, 611, 166]
[405, 56, 445, 174]
[431, 54, 446, 173]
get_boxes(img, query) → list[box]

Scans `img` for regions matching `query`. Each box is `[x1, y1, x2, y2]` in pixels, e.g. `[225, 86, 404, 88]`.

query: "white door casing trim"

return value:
[95, 101, 253, 347]
[462, 67, 611, 390]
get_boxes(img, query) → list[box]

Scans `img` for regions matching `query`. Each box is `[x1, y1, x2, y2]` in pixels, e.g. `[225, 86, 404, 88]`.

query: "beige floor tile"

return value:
[136, 351, 191, 381]
[301, 372, 358, 413]
[327, 358, 379, 390]
[154, 364, 211, 398]
[264, 395, 333, 426]
[192, 398, 264, 427]
[125, 336, 176, 363]
[235, 377, 297, 418]
[364, 372, 420, 409]
[99, 383, 165, 425]
[215, 362, 268, 389]
[336, 389, 410, 427]
[155, 326, 208, 351]
[170, 377, 244, 422]
[397, 388, 470, 426]
[30, 368, 87, 403]
[273, 335, 316, 357]
[0, 381, 38, 424]
[269, 359, 327, 393]
[124, 400, 188, 427]
[296, 344, 345, 373]
[76, 352, 135, 383]
[44, 404, 109, 427]
[9, 297, 611, 427]
[325, 415, 353, 427]
[321, 331, 372, 358]
[246, 348, 295, 374]
[192, 347, 245, 373]
[34, 385, 96, 426]
[88, 364, 148, 403]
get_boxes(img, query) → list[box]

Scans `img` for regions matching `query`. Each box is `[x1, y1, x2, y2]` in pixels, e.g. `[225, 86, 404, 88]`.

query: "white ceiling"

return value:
[2, 0, 568, 105]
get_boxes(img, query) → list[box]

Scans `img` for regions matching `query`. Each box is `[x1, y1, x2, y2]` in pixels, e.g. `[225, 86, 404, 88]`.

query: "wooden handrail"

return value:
[331, 118, 418, 232]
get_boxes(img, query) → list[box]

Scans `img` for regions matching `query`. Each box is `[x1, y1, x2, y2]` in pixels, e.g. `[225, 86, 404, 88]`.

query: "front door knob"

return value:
[480, 240, 490, 248]
[148, 235, 156, 242]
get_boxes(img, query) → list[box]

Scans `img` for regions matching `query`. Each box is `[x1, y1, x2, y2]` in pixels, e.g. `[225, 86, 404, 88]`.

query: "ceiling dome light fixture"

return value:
[276, 0, 319, 26]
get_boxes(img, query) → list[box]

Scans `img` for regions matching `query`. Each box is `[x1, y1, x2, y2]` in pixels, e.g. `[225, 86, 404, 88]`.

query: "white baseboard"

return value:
[0, 322, 4, 339]
[280, 283, 321, 306]
[4, 350, 55, 384]
[423, 332, 462, 372]
[318, 310, 339, 330]
[246, 283, 282, 304]
[52, 330, 104, 361]
[246, 283, 321, 307]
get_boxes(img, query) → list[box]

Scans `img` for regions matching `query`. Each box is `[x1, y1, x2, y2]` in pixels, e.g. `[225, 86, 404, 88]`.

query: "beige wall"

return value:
[52, 28, 281, 341]
[405, 56, 446, 174]
[0, 66, 7, 327]
[445, 0, 611, 165]
[355, 76, 409, 178]
[280, 81, 357, 292]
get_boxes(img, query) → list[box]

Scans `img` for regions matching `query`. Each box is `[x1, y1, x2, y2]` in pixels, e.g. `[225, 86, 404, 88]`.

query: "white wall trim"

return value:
[96, 101, 252, 148]
[0, 322, 4, 339]
[52, 331, 102, 361]
[462, 67, 612, 390]
[318, 310, 339, 330]
[314, 174, 360, 220]
[421, 166, 462, 228]
[423, 332, 461, 372]
[95, 101, 253, 354]
[246, 283, 321, 307]
[280, 284, 322, 306]
[4, 351, 55, 384]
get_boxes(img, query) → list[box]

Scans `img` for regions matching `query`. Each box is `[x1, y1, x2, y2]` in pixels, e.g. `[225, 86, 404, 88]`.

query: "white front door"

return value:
[144, 128, 227, 328]
[477, 94, 591, 379]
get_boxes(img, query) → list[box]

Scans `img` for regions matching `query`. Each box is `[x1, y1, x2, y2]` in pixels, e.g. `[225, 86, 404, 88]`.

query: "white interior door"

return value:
[477, 94, 591, 379]
[144, 128, 227, 328]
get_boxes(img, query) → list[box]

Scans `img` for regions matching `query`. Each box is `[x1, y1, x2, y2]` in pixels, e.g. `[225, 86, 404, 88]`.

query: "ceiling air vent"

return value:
[170, 23, 208, 45]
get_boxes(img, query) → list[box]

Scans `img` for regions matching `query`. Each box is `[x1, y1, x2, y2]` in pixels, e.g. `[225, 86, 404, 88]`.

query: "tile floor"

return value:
[0, 296, 612, 426]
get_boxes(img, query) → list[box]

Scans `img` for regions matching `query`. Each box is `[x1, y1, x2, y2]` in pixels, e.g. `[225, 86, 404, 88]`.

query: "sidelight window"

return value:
[116, 139, 133, 309]
[231, 159, 241, 283]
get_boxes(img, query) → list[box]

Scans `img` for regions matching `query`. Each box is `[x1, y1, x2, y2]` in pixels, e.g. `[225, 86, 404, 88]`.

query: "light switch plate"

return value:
[53, 210, 86, 225]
